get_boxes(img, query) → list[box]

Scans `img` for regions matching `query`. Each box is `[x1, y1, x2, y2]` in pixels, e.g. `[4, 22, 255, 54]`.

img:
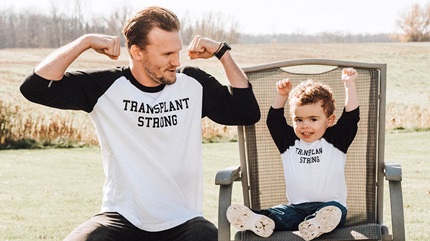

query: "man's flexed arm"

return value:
[35, 34, 120, 80]
[187, 35, 248, 88]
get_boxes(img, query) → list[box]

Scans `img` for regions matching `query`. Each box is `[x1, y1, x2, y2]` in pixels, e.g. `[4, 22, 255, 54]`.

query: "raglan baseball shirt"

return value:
[266, 107, 359, 208]
[20, 66, 260, 231]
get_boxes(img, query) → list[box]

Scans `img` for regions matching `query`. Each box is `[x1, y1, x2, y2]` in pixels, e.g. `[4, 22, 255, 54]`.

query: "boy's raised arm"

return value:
[342, 68, 359, 112]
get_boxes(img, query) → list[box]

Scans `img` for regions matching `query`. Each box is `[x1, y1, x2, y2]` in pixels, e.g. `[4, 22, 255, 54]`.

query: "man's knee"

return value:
[63, 221, 104, 241]
[181, 217, 217, 241]
[63, 213, 135, 241]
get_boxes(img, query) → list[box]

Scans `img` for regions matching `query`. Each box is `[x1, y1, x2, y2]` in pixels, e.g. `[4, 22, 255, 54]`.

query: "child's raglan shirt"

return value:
[266, 107, 359, 208]
[20, 66, 260, 231]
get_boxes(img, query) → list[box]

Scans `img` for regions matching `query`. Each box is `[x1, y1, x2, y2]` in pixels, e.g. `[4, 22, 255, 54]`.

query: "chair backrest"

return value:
[238, 59, 386, 226]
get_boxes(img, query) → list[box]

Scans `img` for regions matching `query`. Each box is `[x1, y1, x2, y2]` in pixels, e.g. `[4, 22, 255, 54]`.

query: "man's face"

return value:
[141, 28, 183, 86]
[290, 100, 335, 143]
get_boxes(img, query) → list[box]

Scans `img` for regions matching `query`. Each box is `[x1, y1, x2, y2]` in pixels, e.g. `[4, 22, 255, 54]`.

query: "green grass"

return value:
[0, 131, 429, 240]
[0, 148, 103, 240]
[384, 131, 430, 241]
[0, 143, 242, 240]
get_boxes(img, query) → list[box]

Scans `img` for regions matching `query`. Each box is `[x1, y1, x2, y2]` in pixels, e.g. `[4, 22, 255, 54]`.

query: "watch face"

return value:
[224, 42, 232, 50]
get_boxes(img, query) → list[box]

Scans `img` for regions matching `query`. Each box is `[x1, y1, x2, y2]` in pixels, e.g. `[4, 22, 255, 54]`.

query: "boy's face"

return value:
[290, 100, 335, 143]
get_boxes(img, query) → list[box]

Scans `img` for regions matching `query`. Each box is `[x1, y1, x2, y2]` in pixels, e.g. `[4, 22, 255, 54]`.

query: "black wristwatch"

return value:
[214, 42, 231, 59]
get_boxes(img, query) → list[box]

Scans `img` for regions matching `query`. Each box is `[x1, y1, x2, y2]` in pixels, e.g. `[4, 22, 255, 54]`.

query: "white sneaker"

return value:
[226, 204, 275, 238]
[298, 206, 342, 241]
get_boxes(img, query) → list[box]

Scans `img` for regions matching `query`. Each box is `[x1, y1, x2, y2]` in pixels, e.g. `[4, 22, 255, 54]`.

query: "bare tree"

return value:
[396, 3, 430, 42]
[181, 12, 240, 44]
[0, 9, 15, 48]
[105, 2, 133, 45]
[49, 2, 64, 47]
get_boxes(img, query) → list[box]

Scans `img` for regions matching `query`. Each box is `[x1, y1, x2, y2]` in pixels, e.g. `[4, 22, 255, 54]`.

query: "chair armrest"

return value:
[384, 162, 405, 241]
[215, 165, 241, 185]
[216, 165, 241, 241]
[385, 162, 402, 182]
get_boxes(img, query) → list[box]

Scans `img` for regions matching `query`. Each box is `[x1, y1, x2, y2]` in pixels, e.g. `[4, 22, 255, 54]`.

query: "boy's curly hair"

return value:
[289, 79, 336, 117]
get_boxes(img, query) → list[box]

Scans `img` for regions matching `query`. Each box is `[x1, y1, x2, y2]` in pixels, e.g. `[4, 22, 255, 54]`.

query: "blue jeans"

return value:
[254, 201, 347, 231]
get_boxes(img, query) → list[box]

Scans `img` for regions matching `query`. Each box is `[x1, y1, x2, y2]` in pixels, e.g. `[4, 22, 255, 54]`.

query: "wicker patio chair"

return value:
[215, 59, 405, 241]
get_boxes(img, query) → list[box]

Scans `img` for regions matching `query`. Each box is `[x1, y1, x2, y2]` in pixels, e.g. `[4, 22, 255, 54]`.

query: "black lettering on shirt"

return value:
[296, 147, 322, 164]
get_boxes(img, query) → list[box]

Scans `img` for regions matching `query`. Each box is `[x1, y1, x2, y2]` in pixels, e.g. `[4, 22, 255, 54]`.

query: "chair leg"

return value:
[218, 184, 233, 241]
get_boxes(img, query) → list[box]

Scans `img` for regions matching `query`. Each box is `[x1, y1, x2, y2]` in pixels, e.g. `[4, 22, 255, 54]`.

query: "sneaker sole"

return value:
[298, 206, 342, 241]
[226, 204, 275, 238]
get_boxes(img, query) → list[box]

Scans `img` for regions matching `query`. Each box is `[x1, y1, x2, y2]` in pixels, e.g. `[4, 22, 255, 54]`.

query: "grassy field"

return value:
[0, 43, 429, 240]
[384, 131, 430, 241]
[0, 131, 429, 240]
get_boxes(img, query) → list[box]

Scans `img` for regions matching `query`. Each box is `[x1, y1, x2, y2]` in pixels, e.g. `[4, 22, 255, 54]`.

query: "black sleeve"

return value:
[20, 68, 123, 113]
[266, 107, 297, 153]
[177, 66, 260, 125]
[323, 107, 360, 153]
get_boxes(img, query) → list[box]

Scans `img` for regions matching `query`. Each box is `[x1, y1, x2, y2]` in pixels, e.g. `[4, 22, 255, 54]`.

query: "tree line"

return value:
[0, 2, 429, 49]
[0, 3, 241, 49]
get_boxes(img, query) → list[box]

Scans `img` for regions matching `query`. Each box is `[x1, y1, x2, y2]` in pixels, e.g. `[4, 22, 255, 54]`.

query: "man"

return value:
[20, 6, 260, 241]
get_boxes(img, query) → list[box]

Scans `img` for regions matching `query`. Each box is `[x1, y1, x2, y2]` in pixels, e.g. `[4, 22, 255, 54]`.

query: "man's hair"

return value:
[122, 6, 180, 52]
[289, 79, 336, 117]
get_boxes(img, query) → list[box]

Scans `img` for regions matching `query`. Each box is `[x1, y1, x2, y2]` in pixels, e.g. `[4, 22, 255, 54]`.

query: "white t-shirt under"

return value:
[267, 107, 360, 208]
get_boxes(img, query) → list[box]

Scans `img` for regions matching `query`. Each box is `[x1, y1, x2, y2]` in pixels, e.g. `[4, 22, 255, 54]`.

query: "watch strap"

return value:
[214, 42, 231, 59]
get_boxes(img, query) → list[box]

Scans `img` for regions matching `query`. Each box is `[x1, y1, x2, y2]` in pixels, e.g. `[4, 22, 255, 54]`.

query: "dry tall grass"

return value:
[0, 99, 97, 147]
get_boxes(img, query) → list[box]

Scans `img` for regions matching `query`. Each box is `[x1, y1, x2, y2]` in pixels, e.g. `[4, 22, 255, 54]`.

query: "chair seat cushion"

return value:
[237, 223, 382, 241]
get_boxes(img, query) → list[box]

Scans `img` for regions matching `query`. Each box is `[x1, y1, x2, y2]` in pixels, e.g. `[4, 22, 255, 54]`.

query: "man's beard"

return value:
[144, 66, 176, 86]
[156, 76, 176, 85]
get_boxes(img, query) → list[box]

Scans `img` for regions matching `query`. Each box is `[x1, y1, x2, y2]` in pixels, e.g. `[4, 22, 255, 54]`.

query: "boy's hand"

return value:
[276, 78, 292, 96]
[272, 79, 291, 108]
[342, 68, 358, 83]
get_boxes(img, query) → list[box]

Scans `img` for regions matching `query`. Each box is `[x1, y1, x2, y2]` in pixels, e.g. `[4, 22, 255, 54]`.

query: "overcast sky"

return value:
[1, 0, 424, 35]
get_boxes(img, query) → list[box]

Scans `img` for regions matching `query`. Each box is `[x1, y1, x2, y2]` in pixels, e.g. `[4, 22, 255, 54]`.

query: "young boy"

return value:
[226, 68, 359, 240]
